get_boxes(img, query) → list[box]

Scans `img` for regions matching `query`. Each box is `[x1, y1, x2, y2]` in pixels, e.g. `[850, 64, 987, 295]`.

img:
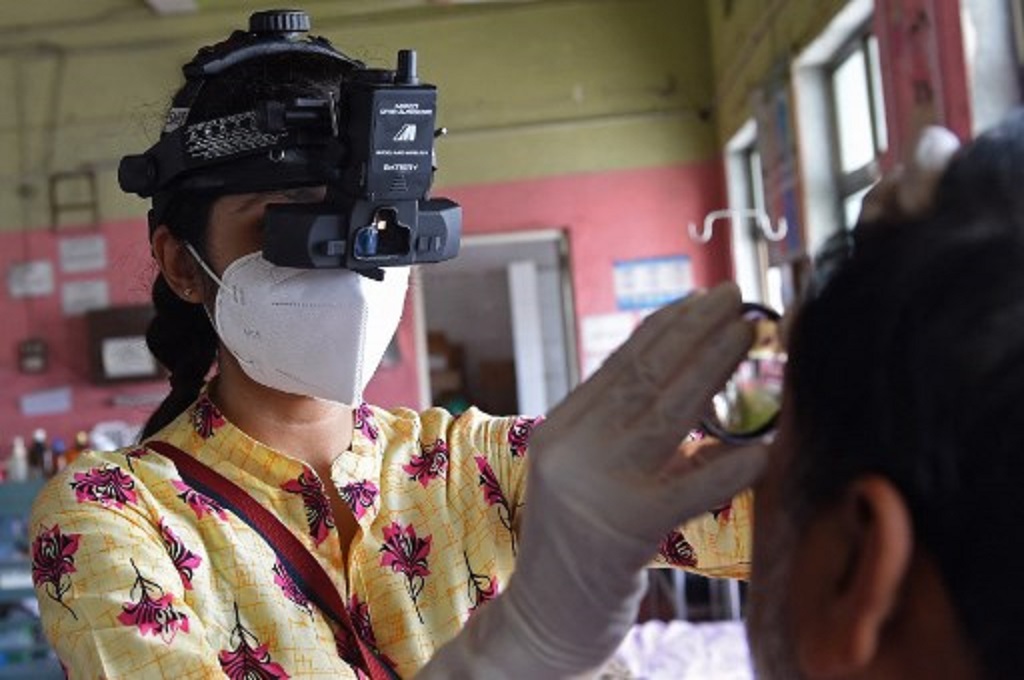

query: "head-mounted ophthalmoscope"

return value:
[118, 9, 461, 279]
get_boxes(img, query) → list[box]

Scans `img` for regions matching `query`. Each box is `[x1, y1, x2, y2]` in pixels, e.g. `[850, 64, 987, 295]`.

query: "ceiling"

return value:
[141, 0, 546, 12]
[1, 0, 550, 31]
[0, 0, 563, 53]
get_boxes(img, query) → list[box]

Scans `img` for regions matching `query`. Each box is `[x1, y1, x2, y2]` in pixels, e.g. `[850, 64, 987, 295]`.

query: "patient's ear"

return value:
[788, 475, 913, 677]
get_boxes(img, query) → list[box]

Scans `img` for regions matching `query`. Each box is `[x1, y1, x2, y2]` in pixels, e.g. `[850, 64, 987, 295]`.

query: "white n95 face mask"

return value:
[187, 245, 409, 405]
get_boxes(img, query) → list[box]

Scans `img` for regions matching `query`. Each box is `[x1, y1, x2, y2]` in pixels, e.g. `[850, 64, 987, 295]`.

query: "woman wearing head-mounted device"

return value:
[29, 9, 770, 679]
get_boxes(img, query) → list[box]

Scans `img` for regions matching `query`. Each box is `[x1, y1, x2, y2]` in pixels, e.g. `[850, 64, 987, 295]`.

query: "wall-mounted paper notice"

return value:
[59, 235, 108, 273]
[102, 336, 158, 379]
[62, 280, 109, 316]
[20, 386, 72, 417]
[8, 261, 55, 298]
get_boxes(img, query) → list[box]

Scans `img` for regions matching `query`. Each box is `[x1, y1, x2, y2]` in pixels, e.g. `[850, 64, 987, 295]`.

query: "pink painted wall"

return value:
[0, 221, 159, 444]
[0, 159, 728, 443]
[0, 220, 422, 444]
[448, 159, 733, 361]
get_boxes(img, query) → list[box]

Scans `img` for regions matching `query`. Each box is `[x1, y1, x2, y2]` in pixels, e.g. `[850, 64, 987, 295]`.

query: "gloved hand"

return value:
[859, 126, 961, 224]
[419, 283, 767, 679]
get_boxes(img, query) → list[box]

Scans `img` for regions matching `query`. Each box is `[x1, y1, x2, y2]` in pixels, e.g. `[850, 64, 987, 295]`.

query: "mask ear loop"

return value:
[183, 242, 227, 289]
[182, 242, 234, 337]
[183, 243, 266, 375]
[185, 241, 248, 306]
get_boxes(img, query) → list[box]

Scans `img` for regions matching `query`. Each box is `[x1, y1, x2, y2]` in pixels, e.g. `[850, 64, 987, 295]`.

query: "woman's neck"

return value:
[209, 355, 354, 472]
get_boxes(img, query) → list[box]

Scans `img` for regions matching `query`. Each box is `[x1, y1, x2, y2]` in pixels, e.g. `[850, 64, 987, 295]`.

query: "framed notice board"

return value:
[85, 305, 161, 384]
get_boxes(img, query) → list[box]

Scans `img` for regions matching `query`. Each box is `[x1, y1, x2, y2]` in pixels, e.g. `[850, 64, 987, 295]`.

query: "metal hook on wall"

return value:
[687, 208, 789, 244]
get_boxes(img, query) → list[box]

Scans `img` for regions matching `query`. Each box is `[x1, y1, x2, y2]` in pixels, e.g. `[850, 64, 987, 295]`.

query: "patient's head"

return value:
[749, 110, 1024, 680]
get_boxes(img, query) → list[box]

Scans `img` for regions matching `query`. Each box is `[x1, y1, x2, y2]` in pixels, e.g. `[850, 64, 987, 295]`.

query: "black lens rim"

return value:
[699, 301, 783, 444]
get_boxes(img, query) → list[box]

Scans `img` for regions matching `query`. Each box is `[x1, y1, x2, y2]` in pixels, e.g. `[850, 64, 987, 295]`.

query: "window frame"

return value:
[826, 27, 888, 228]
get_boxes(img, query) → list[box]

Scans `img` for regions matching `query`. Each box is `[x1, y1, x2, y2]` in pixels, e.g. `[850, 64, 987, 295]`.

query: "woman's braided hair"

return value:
[141, 194, 219, 438]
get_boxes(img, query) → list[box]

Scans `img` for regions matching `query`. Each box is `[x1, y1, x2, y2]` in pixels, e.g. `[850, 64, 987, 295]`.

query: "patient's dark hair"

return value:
[784, 109, 1024, 678]
[141, 52, 352, 439]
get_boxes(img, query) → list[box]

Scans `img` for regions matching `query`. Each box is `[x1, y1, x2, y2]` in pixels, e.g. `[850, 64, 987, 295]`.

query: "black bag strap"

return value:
[146, 440, 398, 680]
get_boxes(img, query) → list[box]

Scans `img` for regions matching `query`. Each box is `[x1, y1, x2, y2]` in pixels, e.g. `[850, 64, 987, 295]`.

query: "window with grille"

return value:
[829, 30, 888, 229]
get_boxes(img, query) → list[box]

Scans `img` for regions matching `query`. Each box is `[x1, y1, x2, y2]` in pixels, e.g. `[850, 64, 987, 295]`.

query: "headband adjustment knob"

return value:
[249, 10, 310, 37]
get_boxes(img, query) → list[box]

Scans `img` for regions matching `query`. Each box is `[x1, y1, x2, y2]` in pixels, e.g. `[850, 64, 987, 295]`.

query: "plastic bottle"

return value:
[27, 428, 50, 478]
[66, 431, 89, 466]
[7, 437, 29, 483]
[51, 437, 68, 473]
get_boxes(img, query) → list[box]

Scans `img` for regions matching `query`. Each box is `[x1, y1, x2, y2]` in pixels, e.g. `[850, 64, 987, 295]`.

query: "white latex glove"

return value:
[419, 283, 768, 679]
[859, 126, 961, 224]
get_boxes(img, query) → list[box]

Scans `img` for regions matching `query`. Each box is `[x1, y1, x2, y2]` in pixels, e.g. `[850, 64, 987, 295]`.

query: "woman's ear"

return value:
[790, 475, 913, 677]
[151, 226, 202, 303]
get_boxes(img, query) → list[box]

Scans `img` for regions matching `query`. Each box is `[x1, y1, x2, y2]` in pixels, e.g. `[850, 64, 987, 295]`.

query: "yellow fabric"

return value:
[30, 392, 751, 678]
[651, 489, 754, 580]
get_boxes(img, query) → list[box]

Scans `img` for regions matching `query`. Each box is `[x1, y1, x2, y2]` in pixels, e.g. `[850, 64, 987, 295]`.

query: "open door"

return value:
[419, 230, 577, 417]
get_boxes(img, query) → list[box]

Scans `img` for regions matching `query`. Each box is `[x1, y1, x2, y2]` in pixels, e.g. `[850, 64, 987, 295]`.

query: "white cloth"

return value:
[602, 620, 753, 680]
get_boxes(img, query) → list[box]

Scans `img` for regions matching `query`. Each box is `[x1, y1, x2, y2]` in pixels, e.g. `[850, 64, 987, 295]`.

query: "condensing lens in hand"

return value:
[699, 302, 785, 443]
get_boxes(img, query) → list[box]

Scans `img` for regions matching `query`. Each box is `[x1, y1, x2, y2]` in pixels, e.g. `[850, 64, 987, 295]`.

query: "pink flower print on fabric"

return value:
[220, 602, 290, 679]
[281, 470, 335, 547]
[190, 394, 226, 439]
[70, 465, 138, 509]
[272, 561, 312, 617]
[507, 415, 544, 458]
[474, 456, 518, 554]
[334, 629, 367, 678]
[354, 403, 380, 442]
[402, 439, 449, 488]
[348, 594, 397, 670]
[31, 524, 80, 619]
[123, 446, 150, 472]
[348, 594, 375, 647]
[118, 559, 190, 644]
[158, 520, 202, 590]
[658, 530, 698, 568]
[463, 552, 499, 615]
[172, 480, 228, 521]
[710, 501, 733, 522]
[339, 480, 378, 521]
[474, 456, 505, 507]
[379, 521, 432, 623]
[685, 428, 707, 443]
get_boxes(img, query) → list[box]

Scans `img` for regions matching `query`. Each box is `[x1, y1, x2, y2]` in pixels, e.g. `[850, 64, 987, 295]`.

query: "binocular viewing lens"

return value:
[699, 302, 785, 443]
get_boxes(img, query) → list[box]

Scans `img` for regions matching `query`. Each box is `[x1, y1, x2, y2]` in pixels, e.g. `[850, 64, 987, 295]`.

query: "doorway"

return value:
[419, 230, 577, 417]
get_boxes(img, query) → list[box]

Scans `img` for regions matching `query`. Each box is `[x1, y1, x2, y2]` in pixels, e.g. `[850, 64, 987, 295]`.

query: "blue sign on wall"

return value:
[613, 255, 693, 311]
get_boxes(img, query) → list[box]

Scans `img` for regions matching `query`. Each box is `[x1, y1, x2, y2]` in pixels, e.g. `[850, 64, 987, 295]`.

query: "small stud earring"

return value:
[183, 287, 194, 300]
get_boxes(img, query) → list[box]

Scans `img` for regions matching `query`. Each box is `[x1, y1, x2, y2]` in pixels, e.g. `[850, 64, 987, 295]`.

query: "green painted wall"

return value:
[0, 0, 718, 232]
[706, 0, 849, 142]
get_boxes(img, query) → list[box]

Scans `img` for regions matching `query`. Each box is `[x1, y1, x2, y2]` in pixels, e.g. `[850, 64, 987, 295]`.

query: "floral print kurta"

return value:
[30, 391, 751, 678]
